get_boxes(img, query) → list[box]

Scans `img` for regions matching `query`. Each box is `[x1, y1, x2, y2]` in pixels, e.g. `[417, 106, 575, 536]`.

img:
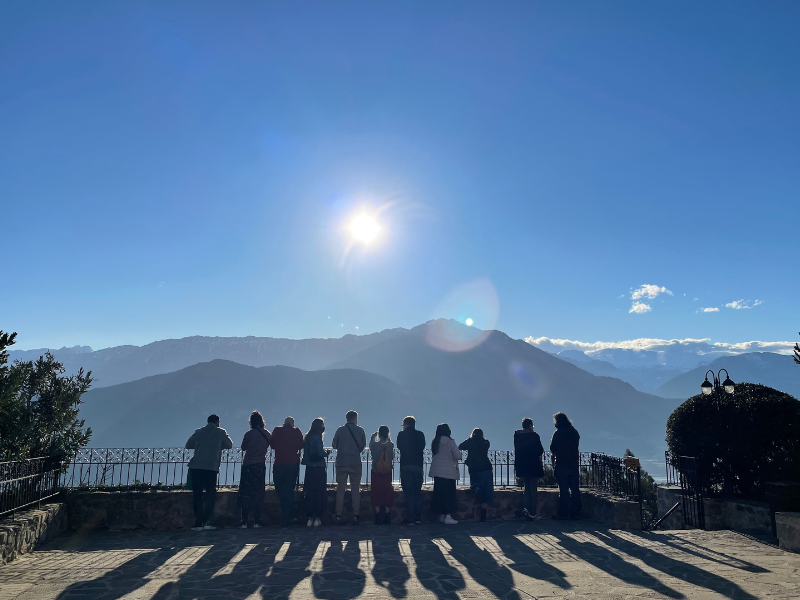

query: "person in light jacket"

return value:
[429, 423, 460, 525]
[237, 411, 270, 528]
[185, 414, 234, 531]
[514, 417, 544, 521]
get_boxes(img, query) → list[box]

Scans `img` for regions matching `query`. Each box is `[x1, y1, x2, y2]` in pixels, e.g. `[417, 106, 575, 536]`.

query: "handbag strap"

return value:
[254, 428, 270, 445]
[345, 423, 364, 452]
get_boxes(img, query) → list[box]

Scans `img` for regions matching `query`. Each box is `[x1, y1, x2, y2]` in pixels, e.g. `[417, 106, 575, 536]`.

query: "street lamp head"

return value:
[722, 376, 735, 394]
[701, 378, 714, 395]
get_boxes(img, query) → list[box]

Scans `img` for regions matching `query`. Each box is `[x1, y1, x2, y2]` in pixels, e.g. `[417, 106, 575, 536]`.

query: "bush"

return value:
[666, 382, 800, 499]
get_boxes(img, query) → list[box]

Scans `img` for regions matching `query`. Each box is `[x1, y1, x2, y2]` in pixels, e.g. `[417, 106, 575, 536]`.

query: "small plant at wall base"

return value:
[0, 330, 93, 461]
[666, 382, 800, 499]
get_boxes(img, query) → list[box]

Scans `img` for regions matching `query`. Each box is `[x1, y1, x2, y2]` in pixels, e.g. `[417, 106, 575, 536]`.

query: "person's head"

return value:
[249, 410, 264, 429]
[378, 425, 389, 440]
[471, 428, 484, 440]
[402, 416, 416, 430]
[346, 410, 358, 424]
[306, 417, 325, 441]
[522, 418, 534, 431]
[431, 423, 451, 455]
[284, 416, 295, 428]
[207, 414, 220, 427]
[553, 412, 571, 429]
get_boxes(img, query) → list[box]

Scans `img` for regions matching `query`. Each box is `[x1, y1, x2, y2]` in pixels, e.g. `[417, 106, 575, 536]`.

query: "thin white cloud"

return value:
[725, 299, 764, 310]
[631, 284, 673, 300]
[629, 302, 651, 314]
[525, 336, 796, 356]
[700, 307, 719, 312]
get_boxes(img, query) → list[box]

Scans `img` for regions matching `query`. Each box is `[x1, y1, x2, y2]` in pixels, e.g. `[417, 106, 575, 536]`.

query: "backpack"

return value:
[375, 444, 392, 474]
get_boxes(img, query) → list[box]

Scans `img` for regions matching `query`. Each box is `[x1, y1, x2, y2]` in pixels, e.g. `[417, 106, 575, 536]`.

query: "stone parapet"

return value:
[775, 512, 800, 553]
[0, 503, 67, 565]
[66, 486, 642, 531]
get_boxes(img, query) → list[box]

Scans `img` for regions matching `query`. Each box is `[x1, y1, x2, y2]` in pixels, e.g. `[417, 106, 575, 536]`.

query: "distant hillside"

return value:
[325, 321, 677, 457]
[80, 360, 412, 447]
[11, 329, 409, 388]
[656, 352, 799, 400]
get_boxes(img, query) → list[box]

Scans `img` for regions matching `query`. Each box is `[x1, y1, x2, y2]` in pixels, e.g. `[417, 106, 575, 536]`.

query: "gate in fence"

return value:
[677, 455, 705, 529]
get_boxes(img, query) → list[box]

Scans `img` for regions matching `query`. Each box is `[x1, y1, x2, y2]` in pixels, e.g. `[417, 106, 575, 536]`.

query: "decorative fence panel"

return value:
[0, 457, 62, 518]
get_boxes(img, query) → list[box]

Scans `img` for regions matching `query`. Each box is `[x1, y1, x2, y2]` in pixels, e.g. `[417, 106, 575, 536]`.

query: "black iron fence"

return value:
[0, 457, 62, 518]
[61, 447, 641, 501]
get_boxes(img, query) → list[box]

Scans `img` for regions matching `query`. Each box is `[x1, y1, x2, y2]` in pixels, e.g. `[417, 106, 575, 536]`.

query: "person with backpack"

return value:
[238, 411, 270, 528]
[185, 414, 233, 531]
[514, 417, 544, 521]
[458, 428, 493, 522]
[331, 410, 367, 525]
[396, 416, 425, 526]
[429, 423, 460, 525]
[550, 412, 581, 520]
[302, 418, 330, 527]
[369, 425, 395, 524]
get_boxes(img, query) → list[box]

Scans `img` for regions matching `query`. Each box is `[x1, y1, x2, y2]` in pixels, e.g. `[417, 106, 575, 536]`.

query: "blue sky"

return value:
[2, 2, 798, 351]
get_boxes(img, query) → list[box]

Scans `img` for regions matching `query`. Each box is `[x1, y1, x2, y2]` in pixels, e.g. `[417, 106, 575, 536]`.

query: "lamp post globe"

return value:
[701, 378, 714, 395]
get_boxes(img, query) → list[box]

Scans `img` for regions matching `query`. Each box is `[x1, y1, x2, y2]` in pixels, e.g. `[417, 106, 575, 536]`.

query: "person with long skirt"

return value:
[238, 411, 270, 528]
[303, 418, 330, 527]
[458, 428, 494, 522]
[429, 423, 460, 525]
[369, 425, 395, 524]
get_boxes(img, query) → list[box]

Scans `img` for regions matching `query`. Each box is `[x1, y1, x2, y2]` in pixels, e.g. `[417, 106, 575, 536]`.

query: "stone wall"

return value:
[775, 512, 800, 553]
[66, 485, 642, 531]
[656, 486, 772, 537]
[0, 503, 67, 565]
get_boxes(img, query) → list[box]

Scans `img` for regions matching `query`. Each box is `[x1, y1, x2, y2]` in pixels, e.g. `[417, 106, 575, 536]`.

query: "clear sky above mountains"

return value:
[2, 2, 798, 350]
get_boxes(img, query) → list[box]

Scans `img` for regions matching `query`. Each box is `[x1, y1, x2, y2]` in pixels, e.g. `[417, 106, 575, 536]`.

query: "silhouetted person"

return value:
[429, 423, 460, 525]
[550, 412, 581, 520]
[396, 415, 425, 525]
[185, 414, 233, 530]
[271, 415, 304, 527]
[303, 417, 330, 527]
[238, 410, 270, 528]
[514, 417, 544, 520]
[370, 425, 395, 524]
[458, 428, 493, 522]
[331, 410, 367, 525]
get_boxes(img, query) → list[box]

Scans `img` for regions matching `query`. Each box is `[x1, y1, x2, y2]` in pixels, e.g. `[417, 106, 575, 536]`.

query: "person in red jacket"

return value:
[271, 416, 305, 526]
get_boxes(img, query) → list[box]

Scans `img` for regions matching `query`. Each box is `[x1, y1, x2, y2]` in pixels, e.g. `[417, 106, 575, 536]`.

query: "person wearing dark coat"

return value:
[549, 412, 581, 520]
[513, 418, 544, 521]
[459, 429, 494, 522]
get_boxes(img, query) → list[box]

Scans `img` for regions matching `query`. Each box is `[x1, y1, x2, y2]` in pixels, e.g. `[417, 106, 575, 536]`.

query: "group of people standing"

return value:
[184, 410, 582, 530]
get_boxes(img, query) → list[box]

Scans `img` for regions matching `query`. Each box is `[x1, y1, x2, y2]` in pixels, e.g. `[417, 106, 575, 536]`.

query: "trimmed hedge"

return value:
[666, 382, 800, 499]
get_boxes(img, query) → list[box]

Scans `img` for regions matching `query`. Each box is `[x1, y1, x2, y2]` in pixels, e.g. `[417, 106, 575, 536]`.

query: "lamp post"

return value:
[701, 369, 735, 495]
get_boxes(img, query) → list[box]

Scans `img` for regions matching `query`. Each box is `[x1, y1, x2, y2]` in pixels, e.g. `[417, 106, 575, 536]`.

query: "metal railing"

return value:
[62, 448, 640, 500]
[0, 457, 62, 518]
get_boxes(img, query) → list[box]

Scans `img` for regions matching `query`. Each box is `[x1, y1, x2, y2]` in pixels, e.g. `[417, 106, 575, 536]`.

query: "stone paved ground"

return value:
[0, 520, 798, 600]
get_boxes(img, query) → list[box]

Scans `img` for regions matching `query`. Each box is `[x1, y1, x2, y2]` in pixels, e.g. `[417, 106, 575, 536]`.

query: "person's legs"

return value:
[349, 464, 362, 517]
[569, 468, 581, 518]
[521, 476, 532, 513]
[411, 466, 423, 522]
[274, 464, 293, 525]
[400, 466, 414, 522]
[190, 469, 205, 527]
[555, 468, 570, 519]
[531, 479, 538, 516]
[335, 467, 349, 516]
[241, 507, 249, 526]
[203, 470, 218, 525]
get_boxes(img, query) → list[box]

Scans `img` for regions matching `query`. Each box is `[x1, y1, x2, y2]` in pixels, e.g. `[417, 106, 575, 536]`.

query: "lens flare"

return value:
[425, 278, 499, 352]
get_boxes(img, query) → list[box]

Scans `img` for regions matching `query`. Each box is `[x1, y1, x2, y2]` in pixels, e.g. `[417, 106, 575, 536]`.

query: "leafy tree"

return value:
[0, 330, 92, 461]
[666, 382, 800, 499]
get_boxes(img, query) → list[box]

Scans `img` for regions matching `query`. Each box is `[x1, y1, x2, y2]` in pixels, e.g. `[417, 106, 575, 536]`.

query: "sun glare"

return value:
[350, 215, 380, 243]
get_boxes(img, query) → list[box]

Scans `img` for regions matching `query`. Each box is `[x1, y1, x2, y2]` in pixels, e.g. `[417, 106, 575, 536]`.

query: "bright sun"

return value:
[350, 215, 380, 243]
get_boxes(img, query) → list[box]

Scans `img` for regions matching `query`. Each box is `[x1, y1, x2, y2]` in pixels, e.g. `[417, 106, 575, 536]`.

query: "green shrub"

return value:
[666, 382, 800, 499]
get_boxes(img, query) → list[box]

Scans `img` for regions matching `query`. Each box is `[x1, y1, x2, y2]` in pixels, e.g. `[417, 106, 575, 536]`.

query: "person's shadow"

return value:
[261, 537, 318, 597]
[442, 533, 522, 600]
[371, 536, 411, 598]
[410, 537, 466, 600]
[493, 532, 572, 591]
[312, 537, 367, 600]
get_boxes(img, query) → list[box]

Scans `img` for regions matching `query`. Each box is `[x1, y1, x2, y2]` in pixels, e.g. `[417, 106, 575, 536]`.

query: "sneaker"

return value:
[443, 515, 458, 525]
[352, 516, 360, 526]
[239, 524, 248, 529]
[203, 525, 216, 531]
[522, 508, 532, 520]
[254, 523, 264, 529]
[307, 518, 314, 527]
[313, 518, 322, 527]
[414, 520, 422, 525]
[531, 514, 543, 521]
[191, 526, 204, 531]
[335, 515, 344, 526]
[402, 519, 411, 526]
